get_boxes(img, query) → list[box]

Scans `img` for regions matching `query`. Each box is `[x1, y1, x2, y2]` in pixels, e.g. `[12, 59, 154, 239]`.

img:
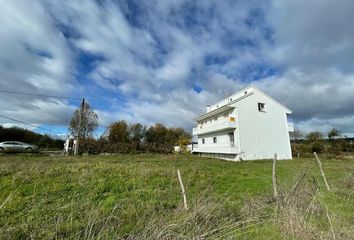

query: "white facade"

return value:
[192, 86, 293, 160]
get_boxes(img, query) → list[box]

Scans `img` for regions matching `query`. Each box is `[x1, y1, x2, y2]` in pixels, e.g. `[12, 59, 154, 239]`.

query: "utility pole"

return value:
[74, 98, 85, 155]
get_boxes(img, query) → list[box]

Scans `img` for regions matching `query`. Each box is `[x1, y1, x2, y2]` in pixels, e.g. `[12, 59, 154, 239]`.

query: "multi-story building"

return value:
[192, 86, 294, 160]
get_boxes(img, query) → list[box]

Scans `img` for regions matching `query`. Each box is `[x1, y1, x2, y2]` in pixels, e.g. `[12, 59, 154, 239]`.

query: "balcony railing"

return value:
[192, 143, 239, 154]
[193, 117, 237, 135]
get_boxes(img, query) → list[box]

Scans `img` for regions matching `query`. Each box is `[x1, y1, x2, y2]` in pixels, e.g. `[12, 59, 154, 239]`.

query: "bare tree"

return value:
[290, 129, 304, 140]
[69, 102, 98, 139]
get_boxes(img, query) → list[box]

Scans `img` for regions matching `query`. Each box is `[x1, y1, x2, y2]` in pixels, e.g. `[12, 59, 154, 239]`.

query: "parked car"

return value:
[0, 141, 38, 152]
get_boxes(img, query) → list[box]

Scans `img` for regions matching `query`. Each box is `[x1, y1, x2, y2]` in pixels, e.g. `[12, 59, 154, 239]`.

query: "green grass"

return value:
[0, 154, 353, 239]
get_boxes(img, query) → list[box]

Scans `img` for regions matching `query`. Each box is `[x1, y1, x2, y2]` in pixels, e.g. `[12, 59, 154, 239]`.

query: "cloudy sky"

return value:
[1, 0, 354, 137]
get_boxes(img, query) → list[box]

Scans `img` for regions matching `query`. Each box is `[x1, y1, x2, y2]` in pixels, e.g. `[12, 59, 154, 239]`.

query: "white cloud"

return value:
[0, 0, 78, 134]
[253, 0, 354, 135]
[1, 0, 354, 136]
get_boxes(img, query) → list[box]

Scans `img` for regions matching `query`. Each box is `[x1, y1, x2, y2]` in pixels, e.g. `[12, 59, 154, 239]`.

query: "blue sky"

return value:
[1, 0, 354, 138]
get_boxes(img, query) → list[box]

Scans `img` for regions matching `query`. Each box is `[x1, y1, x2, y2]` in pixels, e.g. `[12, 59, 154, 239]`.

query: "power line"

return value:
[0, 90, 81, 100]
[0, 113, 65, 135]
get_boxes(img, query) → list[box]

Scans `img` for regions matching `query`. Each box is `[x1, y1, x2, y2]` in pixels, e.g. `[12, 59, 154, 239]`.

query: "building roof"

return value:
[194, 104, 235, 121]
[194, 85, 292, 121]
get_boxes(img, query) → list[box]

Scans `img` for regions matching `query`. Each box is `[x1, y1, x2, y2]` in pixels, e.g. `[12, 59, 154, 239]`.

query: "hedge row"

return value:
[80, 139, 174, 154]
[292, 139, 354, 156]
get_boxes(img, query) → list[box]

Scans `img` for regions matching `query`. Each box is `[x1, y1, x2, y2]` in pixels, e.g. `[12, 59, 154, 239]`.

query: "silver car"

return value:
[0, 141, 38, 152]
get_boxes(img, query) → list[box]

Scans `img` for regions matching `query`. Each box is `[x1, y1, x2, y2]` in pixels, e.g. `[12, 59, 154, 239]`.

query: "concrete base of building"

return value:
[193, 152, 239, 161]
[193, 151, 292, 161]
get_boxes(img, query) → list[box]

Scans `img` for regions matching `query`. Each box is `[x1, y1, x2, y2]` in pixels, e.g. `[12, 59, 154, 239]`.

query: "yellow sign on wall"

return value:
[229, 117, 235, 122]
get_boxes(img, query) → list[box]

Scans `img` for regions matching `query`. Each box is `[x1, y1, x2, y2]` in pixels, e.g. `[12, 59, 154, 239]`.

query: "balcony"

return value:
[192, 143, 239, 154]
[193, 118, 237, 135]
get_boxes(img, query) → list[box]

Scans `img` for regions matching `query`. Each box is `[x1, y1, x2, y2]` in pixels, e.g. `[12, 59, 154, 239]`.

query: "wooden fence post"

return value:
[177, 169, 188, 210]
[272, 153, 278, 199]
[314, 152, 330, 191]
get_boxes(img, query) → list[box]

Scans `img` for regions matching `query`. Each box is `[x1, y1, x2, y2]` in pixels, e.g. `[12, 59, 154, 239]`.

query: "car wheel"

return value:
[25, 147, 33, 152]
[0, 147, 4, 152]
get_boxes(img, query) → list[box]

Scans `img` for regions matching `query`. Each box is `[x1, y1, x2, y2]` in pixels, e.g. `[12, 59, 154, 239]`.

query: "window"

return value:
[244, 91, 247, 95]
[229, 132, 235, 146]
[202, 139, 205, 144]
[213, 137, 217, 143]
[229, 132, 234, 142]
[258, 102, 266, 112]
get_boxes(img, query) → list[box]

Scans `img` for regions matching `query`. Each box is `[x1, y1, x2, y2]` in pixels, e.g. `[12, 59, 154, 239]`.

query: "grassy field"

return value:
[0, 154, 354, 239]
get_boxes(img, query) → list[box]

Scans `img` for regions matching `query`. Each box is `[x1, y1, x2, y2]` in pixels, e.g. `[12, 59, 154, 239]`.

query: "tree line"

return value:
[80, 122, 191, 154]
[290, 128, 354, 156]
[0, 125, 64, 149]
[68, 102, 191, 154]
[1, 101, 191, 154]
[290, 128, 344, 141]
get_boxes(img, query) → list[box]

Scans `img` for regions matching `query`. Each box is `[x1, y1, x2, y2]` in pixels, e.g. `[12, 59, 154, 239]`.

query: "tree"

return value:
[128, 123, 145, 143]
[306, 131, 324, 141]
[289, 129, 304, 140]
[328, 128, 341, 140]
[108, 121, 129, 143]
[145, 124, 191, 147]
[145, 123, 169, 145]
[69, 101, 98, 138]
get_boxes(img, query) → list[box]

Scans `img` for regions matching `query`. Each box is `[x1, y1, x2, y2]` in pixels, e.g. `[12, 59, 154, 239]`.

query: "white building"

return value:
[192, 86, 294, 160]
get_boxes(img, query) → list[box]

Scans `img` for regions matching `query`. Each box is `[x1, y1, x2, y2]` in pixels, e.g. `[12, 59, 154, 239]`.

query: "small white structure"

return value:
[192, 86, 293, 160]
[63, 135, 75, 156]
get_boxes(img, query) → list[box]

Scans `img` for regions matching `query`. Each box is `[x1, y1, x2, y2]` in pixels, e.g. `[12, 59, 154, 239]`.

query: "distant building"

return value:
[192, 86, 293, 160]
[174, 144, 192, 153]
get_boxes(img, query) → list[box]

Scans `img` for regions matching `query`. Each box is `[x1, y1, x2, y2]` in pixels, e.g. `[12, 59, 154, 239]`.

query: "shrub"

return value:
[80, 138, 174, 154]
[311, 142, 324, 153]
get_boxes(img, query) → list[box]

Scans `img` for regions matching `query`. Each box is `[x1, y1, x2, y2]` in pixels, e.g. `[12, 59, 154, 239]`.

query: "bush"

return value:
[292, 138, 354, 156]
[311, 142, 324, 153]
[80, 138, 174, 154]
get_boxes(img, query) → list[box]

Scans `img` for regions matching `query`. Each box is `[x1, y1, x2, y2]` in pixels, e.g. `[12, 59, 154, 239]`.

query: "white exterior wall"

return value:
[233, 90, 292, 160]
[193, 107, 239, 155]
[193, 86, 292, 161]
[196, 129, 239, 154]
